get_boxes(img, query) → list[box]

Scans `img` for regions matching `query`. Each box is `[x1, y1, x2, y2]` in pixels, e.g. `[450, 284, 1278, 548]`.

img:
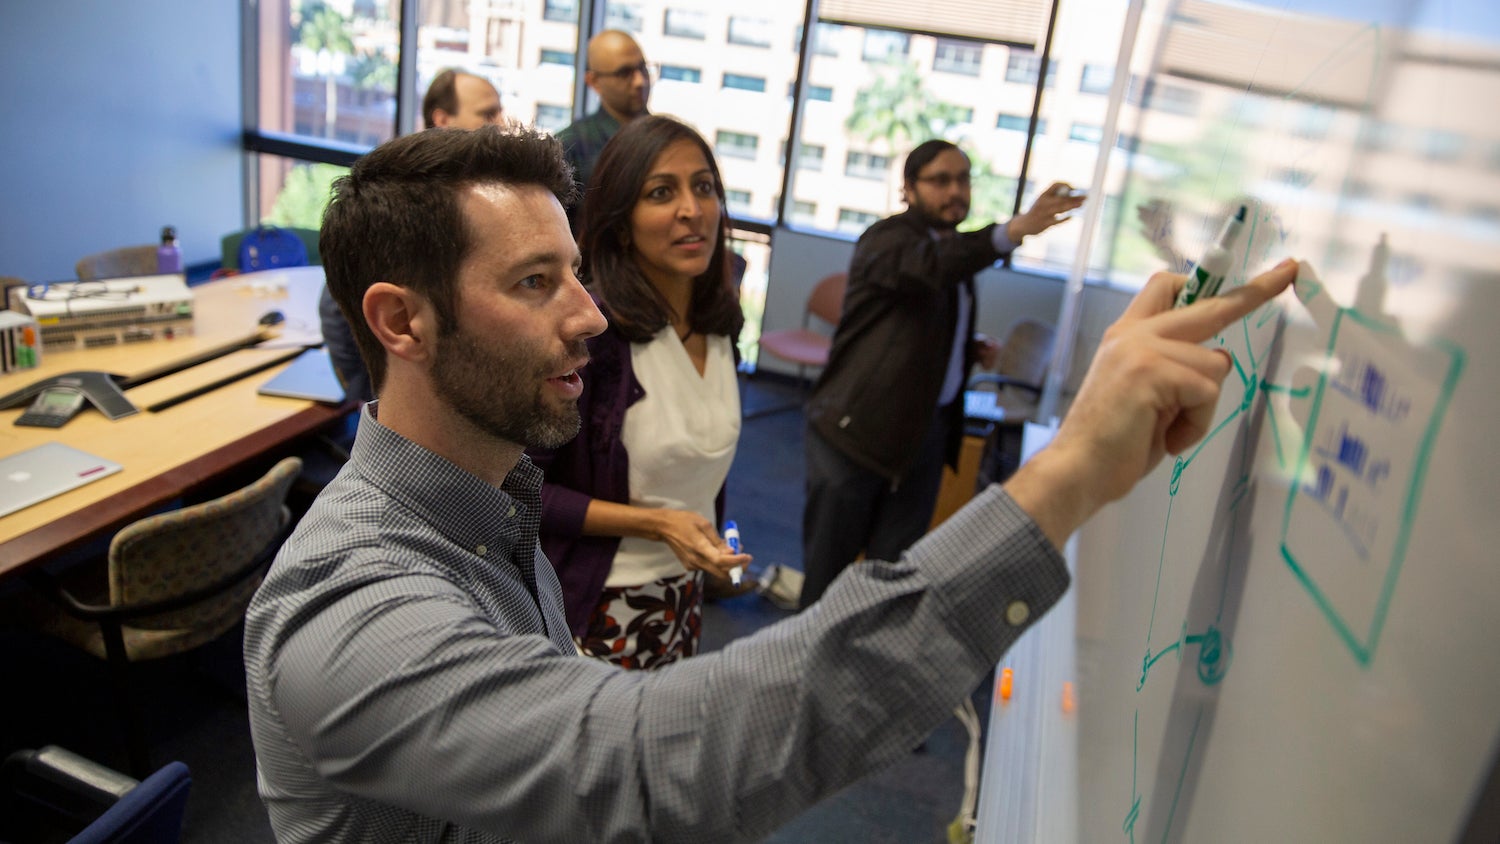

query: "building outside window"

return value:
[861, 29, 910, 62]
[664, 9, 707, 40]
[844, 150, 890, 180]
[659, 64, 701, 83]
[716, 129, 760, 159]
[933, 38, 982, 76]
[723, 72, 767, 93]
[728, 16, 774, 48]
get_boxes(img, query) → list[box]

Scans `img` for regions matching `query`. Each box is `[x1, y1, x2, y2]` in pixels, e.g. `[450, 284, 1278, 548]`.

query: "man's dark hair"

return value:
[320, 124, 578, 393]
[903, 139, 964, 184]
[421, 69, 459, 130]
[577, 115, 743, 344]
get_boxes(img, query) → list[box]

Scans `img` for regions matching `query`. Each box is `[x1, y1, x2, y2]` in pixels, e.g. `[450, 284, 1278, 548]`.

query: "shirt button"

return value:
[475, 545, 488, 556]
[1004, 601, 1030, 626]
[507, 506, 517, 517]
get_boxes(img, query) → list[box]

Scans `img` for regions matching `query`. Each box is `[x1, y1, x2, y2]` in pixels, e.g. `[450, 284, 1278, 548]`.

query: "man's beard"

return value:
[913, 199, 967, 231]
[430, 326, 584, 450]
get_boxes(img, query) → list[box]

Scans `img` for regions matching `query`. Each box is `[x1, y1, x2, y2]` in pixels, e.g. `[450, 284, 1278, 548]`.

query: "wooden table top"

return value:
[0, 267, 352, 578]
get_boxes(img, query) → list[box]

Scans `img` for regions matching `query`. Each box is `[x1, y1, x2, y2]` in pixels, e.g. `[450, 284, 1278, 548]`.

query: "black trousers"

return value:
[798, 406, 951, 609]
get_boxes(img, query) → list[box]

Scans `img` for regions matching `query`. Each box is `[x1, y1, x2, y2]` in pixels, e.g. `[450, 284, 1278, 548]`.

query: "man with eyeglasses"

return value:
[798, 139, 1086, 610]
[556, 30, 654, 233]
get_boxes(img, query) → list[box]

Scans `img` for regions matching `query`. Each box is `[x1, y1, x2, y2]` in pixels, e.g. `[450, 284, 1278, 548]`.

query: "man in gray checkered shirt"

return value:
[243, 124, 1298, 843]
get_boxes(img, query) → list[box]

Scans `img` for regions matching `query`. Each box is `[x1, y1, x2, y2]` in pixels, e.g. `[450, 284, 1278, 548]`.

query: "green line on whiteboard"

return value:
[1160, 705, 1206, 843]
[1260, 381, 1310, 399]
[1145, 489, 1177, 645]
[1279, 305, 1466, 665]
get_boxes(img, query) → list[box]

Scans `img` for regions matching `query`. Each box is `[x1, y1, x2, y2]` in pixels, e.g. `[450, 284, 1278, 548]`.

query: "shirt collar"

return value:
[350, 402, 544, 555]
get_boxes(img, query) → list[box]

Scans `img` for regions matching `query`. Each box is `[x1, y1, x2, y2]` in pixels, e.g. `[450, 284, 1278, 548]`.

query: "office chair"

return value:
[26, 456, 302, 777]
[74, 246, 160, 281]
[218, 225, 321, 273]
[1, 746, 191, 844]
[964, 318, 1056, 487]
[747, 271, 846, 418]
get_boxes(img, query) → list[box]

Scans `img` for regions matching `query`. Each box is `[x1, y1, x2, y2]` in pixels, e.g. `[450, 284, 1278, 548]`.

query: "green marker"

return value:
[1174, 204, 1247, 308]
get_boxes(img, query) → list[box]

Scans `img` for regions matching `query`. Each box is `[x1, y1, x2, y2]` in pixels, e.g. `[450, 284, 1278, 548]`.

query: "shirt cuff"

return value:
[991, 222, 1019, 254]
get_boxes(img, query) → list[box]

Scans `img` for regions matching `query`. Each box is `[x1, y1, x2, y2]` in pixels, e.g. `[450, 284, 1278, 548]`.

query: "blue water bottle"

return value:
[157, 225, 182, 274]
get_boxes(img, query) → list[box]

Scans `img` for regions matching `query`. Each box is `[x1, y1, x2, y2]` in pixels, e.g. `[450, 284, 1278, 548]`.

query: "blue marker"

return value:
[724, 520, 744, 586]
[1174, 204, 1247, 308]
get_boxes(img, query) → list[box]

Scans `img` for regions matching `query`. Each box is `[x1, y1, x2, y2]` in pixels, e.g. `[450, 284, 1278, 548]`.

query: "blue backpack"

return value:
[239, 226, 309, 272]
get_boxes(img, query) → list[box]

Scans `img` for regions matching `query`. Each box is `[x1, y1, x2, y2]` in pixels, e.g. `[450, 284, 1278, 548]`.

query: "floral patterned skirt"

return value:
[575, 571, 704, 670]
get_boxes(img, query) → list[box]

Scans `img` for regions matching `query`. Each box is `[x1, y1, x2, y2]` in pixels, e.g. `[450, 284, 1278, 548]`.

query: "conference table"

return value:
[0, 266, 354, 580]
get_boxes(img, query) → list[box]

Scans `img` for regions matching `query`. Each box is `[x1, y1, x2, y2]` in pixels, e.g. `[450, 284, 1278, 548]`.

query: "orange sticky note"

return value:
[999, 667, 1014, 702]
[1061, 681, 1076, 714]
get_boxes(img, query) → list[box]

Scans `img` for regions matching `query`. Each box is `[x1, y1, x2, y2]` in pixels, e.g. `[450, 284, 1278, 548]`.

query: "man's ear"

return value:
[363, 282, 436, 366]
[430, 109, 453, 128]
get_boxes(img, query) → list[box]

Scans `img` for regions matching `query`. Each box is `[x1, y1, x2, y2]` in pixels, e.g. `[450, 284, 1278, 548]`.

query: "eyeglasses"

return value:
[591, 61, 658, 82]
[914, 172, 972, 189]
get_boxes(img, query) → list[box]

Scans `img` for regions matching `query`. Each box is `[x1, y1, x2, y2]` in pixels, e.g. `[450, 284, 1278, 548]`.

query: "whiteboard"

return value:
[978, 0, 1500, 841]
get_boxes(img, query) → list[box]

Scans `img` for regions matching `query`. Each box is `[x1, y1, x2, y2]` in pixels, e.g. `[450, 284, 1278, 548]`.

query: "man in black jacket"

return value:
[798, 139, 1085, 609]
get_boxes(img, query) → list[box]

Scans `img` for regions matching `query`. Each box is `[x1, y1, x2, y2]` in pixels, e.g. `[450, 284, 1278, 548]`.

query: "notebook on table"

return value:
[256, 347, 346, 404]
[0, 442, 123, 518]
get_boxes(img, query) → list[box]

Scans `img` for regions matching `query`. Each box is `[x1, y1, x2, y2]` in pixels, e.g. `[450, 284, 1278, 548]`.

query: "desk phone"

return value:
[16, 385, 87, 428]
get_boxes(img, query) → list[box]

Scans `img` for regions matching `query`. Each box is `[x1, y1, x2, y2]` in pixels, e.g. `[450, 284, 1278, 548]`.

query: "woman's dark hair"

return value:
[320, 124, 577, 392]
[578, 114, 744, 344]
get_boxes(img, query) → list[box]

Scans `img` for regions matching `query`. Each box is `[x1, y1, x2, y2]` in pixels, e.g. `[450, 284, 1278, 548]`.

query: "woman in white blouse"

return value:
[529, 115, 751, 669]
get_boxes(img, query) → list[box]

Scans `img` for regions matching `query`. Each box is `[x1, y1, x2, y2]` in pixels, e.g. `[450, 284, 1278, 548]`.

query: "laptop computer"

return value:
[256, 347, 347, 404]
[0, 442, 123, 519]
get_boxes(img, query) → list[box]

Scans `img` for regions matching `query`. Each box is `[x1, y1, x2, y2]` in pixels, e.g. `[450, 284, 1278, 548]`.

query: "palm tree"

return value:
[845, 59, 970, 211]
[296, 1, 354, 139]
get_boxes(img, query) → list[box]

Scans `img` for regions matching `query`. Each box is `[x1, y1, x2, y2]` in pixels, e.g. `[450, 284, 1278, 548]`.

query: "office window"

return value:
[837, 207, 881, 234]
[664, 9, 707, 39]
[1293, 103, 1335, 139]
[862, 29, 910, 62]
[1069, 123, 1103, 143]
[1404, 192, 1438, 211]
[997, 113, 1046, 134]
[536, 104, 570, 131]
[797, 143, 825, 170]
[791, 200, 818, 225]
[716, 130, 760, 159]
[1359, 119, 1405, 153]
[1129, 77, 1201, 116]
[805, 84, 834, 102]
[1276, 167, 1314, 187]
[1115, 133, 1139, 153]
[950, 106, 974, 124]
[659, 64, 701, 83]
[844, 150, 890, 180]
[1005, 53, 1056, 88]
[270, 0, 400, 147]
[933, 38, 982, 76]
[540, 49, 574, 66]
[1080, 63, 1114, 94]
[728, 16, 773, 48]
[1424, 129, 1465, 162]
[726, 189, 753, 213]
[606, 3, 644, 33]
[723, 73, 767, 93]
[1465, 204, 1500, 227]
[543, 0, 577, 22]
[812, 21, 842, 56]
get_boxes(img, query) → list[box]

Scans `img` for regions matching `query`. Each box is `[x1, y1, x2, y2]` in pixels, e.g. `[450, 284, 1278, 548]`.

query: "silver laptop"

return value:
[257, 347, 347, 404]
[0, 442, 123, 519]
